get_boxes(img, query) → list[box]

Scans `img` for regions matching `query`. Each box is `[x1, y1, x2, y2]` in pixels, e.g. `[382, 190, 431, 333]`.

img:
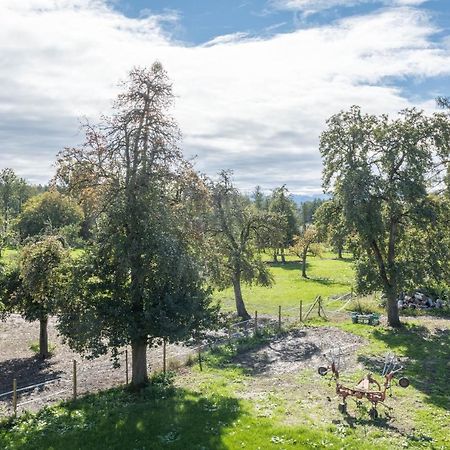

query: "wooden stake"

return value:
[125, 349, 129, 385]
[12, 379, 17, 417]
[73, 360, 77, 400]
[303, 296, 320, 322]
[300, 300, 303, 323]
[163, 339, 167, 374]
[278, 305, 282, 331]
[198, 347, 203, 372]
[254, 310, 258, 336]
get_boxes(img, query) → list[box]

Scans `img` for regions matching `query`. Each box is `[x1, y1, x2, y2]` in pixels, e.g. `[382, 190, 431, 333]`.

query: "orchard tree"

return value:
[4, 237, 68, 358]
[55, 63, 218, 387]
[16, 190, 83, 243]
[299, 198, 325, 232]
[314, 199, 349, 259]
[208, 172, 275, 320]
[320, 106, 450, 327]
[0, 169, 30, 254]
[290, 225, 318, 278]
[267, 186, 298, 263]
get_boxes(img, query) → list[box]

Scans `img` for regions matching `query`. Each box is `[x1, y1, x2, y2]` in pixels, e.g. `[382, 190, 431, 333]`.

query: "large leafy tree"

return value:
[290, 225, 318, 278]
[314, 199, 349, 259]
[16, 190, 83, 242]
[267, 186, 299, 263]
[55, 63, 218, 387]
[208, 172, 275, 320]
[2, 237, 68, 358]
[320, 106, 450, 327]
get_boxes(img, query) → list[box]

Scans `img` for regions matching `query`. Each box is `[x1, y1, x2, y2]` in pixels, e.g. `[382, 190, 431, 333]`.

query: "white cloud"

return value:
[0, 0, 448, 193]
[272, 0, 428, 16]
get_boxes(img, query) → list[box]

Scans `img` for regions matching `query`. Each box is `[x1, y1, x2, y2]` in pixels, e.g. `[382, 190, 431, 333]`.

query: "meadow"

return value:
[1, 317, 449, 450]
[1, 249, 449, 449]
[215, 251, 355, 315]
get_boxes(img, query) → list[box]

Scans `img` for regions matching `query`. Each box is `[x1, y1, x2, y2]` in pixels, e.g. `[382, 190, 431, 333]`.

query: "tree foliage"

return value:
[267, 186, 299, 263]
[16, 190, 83, 243]
[0, 168, 33, 253]
[2, 237, 68, 358]
[208, 172, 275, 319]
[320, 106, 450, 326]
[290, 225, 318, 278]
[55, 63, 218, 386]
[314, 199, 349, 259]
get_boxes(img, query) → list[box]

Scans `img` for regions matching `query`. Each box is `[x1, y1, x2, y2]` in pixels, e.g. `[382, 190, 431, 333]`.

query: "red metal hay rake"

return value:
[318, 351, 410, 419]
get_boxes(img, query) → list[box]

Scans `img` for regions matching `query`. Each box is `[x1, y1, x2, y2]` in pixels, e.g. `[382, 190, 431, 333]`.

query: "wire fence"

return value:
[0, 292, 356, 419]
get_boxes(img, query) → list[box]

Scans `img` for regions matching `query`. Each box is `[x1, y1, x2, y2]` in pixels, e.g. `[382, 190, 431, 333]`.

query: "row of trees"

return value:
[0, 64, 295, 386]
[1, 62, 449, 388]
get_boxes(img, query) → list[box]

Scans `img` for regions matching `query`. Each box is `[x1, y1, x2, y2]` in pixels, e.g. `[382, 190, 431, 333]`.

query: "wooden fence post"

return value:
[278, 305, 282, 331]
[198, 347, 203, 372]
[254, 311, 258, 336]
[73, 360, 77, 400]
[300, 300, 303, 323]
[12, 379, 17, 417]
[125, 349, 129, 385]
[318, 297, 322, 317]
[163, 339, 167, 374]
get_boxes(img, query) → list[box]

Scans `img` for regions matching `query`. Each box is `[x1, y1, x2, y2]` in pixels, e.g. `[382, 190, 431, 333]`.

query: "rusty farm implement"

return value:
[318, 351, 410, 419]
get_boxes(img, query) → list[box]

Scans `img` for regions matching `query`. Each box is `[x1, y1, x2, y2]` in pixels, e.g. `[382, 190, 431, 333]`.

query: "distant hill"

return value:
[290, 194, 329, 206]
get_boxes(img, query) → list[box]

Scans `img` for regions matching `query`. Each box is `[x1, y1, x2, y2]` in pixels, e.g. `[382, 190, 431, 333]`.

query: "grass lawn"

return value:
[1, 317, 449, 450]
[215, 251, 355, 315]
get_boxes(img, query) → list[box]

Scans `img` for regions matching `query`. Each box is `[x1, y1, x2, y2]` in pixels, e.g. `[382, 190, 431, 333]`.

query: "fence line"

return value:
[17, 389, 69, 408]
[1, 295, 356, 418]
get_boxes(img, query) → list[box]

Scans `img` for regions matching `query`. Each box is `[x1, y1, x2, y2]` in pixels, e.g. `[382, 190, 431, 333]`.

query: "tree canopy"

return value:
[320, 106, 450, 326]
[55, 63, 218, 386]
[16, 190, 83, 243]
[208, 172, 275, 320]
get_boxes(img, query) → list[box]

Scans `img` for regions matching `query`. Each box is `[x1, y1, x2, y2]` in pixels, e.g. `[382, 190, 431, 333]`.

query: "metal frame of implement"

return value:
[318, 352, 410, 419]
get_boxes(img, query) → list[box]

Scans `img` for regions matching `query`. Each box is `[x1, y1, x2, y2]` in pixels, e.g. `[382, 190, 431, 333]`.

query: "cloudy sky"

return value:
[1, 0, 449, 194]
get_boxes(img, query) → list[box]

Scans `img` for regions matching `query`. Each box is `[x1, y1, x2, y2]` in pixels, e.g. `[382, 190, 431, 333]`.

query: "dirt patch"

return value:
[234, 326, 365, 376]
[0, 315, 196, 416]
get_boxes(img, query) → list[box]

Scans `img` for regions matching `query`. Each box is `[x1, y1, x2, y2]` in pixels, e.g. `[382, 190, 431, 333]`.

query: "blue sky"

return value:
[0, 0, 449, 193]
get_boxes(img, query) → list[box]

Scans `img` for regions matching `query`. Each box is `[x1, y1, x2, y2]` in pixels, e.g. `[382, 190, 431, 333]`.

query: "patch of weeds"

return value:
[29, 341, 56, 355]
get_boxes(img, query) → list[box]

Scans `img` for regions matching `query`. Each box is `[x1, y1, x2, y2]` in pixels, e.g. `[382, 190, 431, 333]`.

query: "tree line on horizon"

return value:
[0, 62, 449, 387]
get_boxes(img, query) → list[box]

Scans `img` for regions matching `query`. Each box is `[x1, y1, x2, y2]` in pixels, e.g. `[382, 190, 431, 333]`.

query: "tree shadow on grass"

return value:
[0, 383, 242, 450]
[268, 260, 303, 271]
[357, 323, 450, 411]
[338, 411, 434, 445]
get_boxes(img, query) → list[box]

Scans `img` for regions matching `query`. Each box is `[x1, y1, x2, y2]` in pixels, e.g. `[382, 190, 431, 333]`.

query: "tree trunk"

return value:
[273, 251, 278, 263]
[131, 338, 148, 388]
[280, 249, 286, 264]
[232, 274, 250, 320]
[337, 246, 343, 259]
[39, 317, 49, 359]
[301, 248, 308, 278]
[386, 289, 401, 328]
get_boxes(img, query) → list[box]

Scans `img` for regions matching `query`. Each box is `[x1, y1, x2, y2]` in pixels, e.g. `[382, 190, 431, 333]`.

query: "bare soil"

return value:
[233, 326, 365, 376]
[0, 315, 193, 416]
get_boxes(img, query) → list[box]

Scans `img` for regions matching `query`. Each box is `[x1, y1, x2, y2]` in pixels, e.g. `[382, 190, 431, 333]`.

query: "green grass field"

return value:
[1, 319, 449, 450]
[2, 247, 450, 449]
[215, 251, 355, 315]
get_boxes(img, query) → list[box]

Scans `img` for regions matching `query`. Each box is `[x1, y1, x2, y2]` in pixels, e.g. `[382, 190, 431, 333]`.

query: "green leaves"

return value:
[320, 106, 450, 326]
[16, 190, 83, 242]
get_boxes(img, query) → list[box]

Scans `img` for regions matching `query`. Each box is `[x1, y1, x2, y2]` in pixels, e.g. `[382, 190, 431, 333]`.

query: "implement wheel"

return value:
[369, 408, 378, 419]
